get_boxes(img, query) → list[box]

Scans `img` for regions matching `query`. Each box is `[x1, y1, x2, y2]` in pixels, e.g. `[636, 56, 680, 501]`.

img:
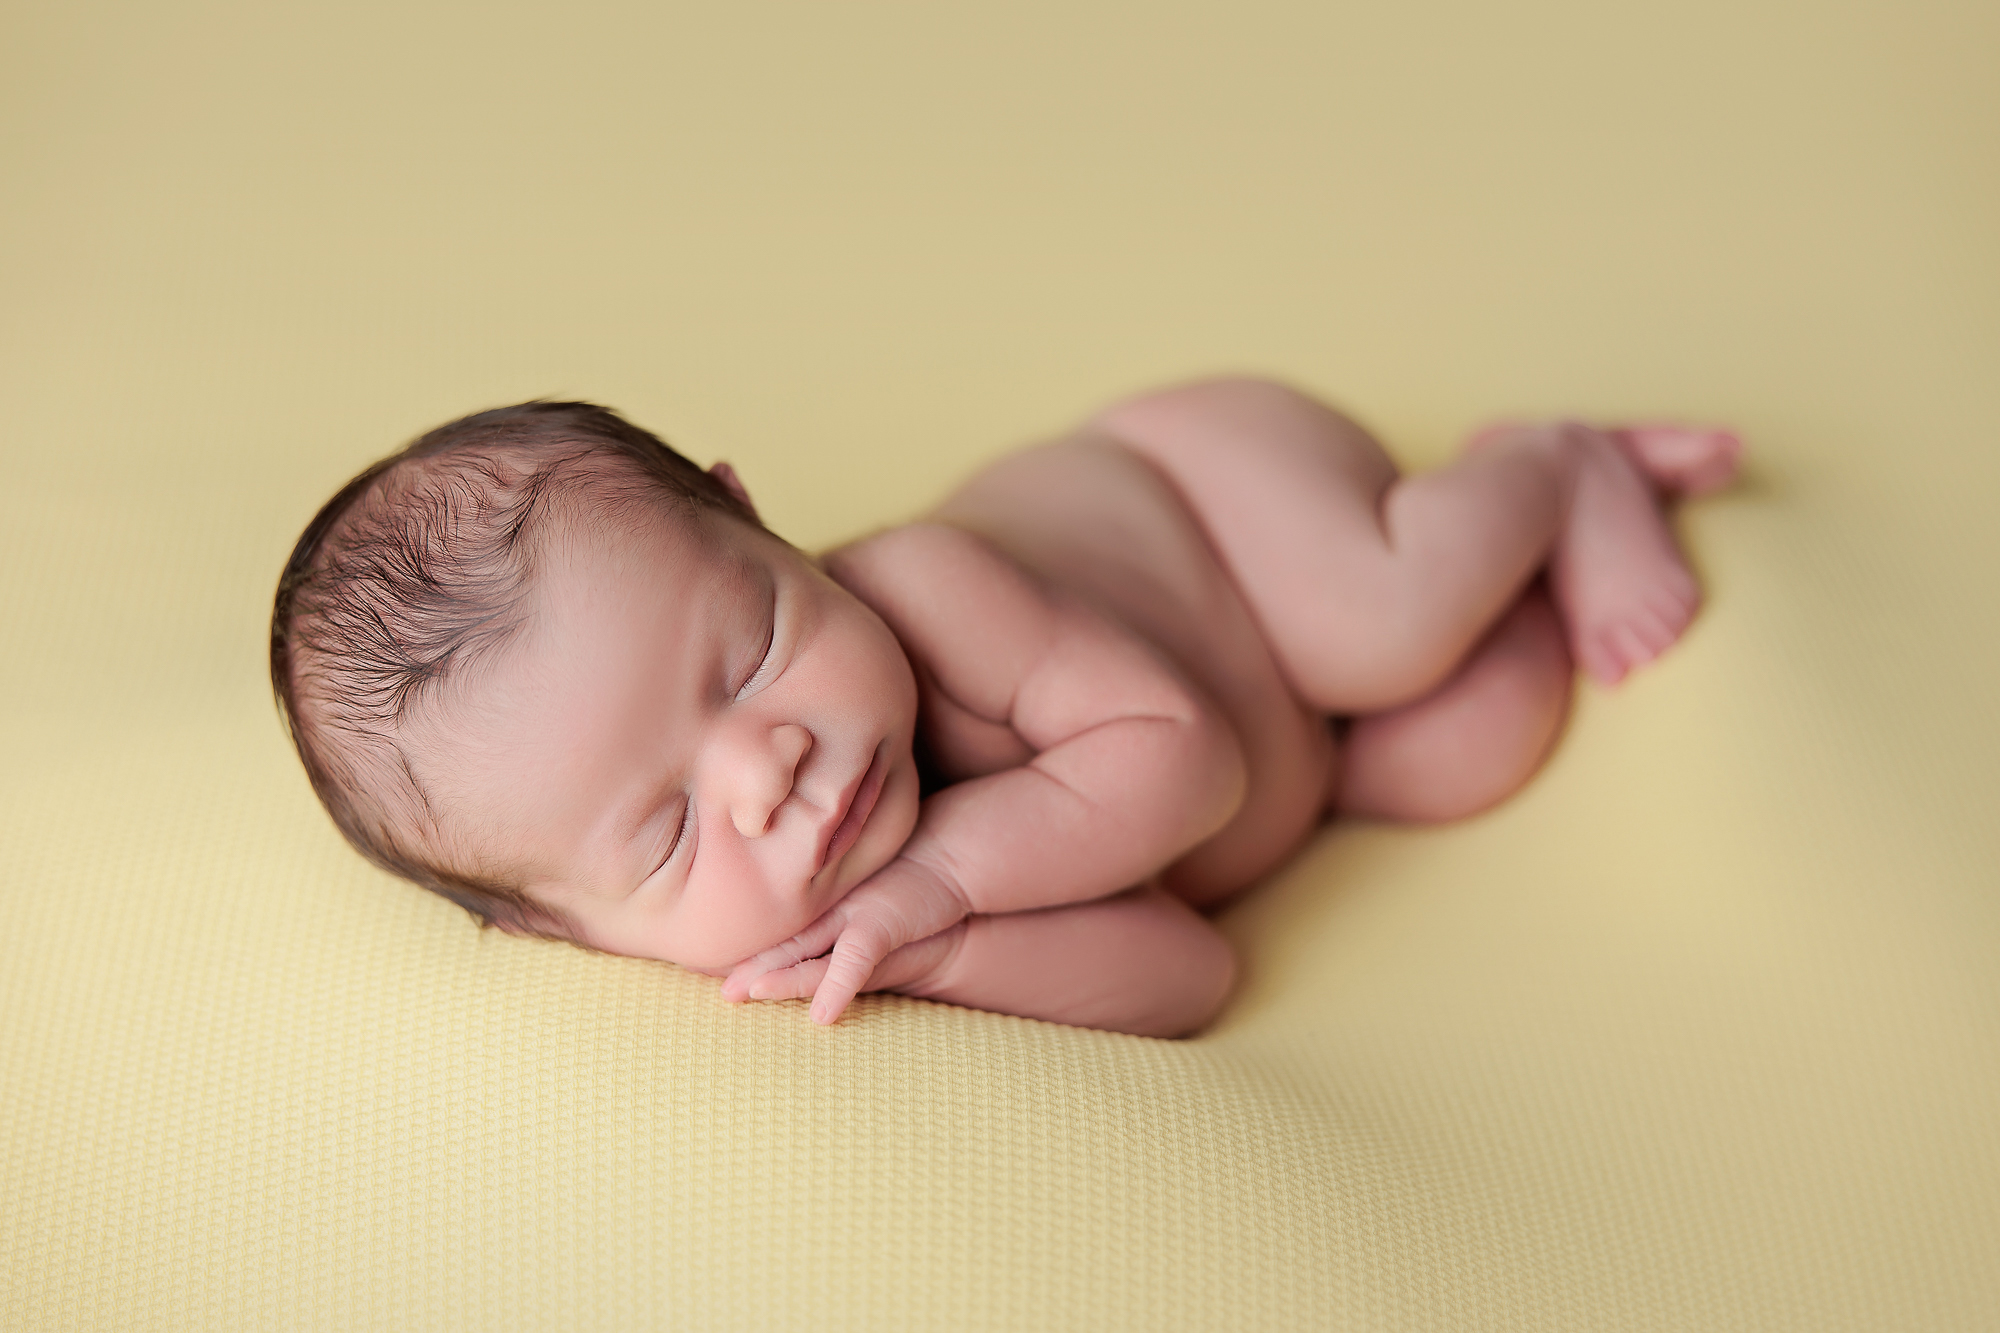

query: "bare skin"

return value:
[422, 377, 1738, 1037]
[719, 378, 1739, 1033]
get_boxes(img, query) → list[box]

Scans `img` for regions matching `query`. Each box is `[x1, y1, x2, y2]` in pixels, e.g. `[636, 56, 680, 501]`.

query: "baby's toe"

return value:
[1626, 606, 1676, 657]
[1612, 621, 1661, 672]
[1577, 628, 1630, 686]
[1612, 424, 1744, 497]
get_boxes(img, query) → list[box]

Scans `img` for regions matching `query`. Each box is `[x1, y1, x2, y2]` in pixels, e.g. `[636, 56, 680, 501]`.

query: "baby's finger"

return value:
[808, 925, 894, 1026]
[742, 956, 830, 1002]
[719, 958, 784, 1001]
[724, 915, 848, 993]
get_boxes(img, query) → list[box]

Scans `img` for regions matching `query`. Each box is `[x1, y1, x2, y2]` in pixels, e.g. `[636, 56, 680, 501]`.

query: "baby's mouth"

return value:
[814, 747, 888, 880]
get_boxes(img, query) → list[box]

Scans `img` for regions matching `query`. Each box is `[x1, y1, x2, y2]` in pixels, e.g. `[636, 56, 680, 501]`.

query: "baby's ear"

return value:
[707, 461, 760, 520]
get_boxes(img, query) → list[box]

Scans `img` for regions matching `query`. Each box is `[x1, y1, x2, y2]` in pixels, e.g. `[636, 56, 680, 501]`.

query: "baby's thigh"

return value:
[1099, 378, 1496, 716]
[1091, 377, 1402, 593]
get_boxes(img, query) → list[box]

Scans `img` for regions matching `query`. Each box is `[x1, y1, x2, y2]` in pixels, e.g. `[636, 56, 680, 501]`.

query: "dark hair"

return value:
[270, 401, 759, 933]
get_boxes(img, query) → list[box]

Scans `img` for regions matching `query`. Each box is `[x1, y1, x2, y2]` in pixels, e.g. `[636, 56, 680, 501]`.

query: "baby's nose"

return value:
[727, 723, 812, 839]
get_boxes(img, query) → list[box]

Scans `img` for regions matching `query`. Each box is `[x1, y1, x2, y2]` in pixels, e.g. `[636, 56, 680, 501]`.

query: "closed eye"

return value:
[733, 601, 779, 701]
[647, 797, 695, 882]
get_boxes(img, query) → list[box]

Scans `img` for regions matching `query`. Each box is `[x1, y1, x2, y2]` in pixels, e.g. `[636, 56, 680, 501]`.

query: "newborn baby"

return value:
[272, 378, 1739, 1037]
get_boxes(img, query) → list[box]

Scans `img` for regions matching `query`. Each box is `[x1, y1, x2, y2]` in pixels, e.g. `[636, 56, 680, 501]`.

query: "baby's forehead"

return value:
[534, 497, 767, 609]
[497, 509, 780, 719]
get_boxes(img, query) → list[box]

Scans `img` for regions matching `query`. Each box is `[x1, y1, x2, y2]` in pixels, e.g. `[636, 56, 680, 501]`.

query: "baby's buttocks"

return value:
[928, 434, 1337, 908]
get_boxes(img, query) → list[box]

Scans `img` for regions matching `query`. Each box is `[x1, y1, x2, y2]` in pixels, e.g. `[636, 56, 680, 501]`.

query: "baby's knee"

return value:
[1280, 613, 1474, 715]
[1337, 593, 1575, 823]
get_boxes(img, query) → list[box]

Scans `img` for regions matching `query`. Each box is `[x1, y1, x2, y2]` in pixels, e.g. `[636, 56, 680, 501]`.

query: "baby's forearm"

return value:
[898, 886, 1236, 1038]
[905, 713, 1246, 919]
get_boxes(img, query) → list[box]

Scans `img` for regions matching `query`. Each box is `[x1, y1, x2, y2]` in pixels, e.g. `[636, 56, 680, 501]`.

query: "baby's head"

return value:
[272, 403, 922, 973]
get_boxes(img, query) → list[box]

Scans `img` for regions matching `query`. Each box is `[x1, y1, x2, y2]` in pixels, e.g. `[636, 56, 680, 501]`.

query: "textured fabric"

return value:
[3, 1, 1997, 1328]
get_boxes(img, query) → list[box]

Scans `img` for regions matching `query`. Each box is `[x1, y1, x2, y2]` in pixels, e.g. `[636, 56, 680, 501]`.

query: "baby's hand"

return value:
[720, 857, 971, 1025]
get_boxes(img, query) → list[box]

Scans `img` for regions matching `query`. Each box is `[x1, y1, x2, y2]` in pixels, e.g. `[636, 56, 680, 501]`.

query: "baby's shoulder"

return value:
[823, 519, 989, 575]
[821, 522, 1074, 674]
[821, 522, 1042, 615]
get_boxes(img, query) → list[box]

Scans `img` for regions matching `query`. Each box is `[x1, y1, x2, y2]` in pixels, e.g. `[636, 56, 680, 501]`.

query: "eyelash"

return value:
[655, 798, 695, 876]
[734, 613, 778, 701]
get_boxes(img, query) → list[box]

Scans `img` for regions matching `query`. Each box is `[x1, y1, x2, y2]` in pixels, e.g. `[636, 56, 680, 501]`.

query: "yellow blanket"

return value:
[5, 1, 1996, 1327]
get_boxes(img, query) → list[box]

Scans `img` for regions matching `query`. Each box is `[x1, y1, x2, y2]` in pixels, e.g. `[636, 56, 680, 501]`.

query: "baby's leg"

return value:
[1095, 377, 1734, 705]
[1336, 585, 1573, 822]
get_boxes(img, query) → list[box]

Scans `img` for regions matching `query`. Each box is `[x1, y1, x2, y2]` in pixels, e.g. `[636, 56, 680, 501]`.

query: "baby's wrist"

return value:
[881, 918, 971, 999]
[885, 844, 974, 922]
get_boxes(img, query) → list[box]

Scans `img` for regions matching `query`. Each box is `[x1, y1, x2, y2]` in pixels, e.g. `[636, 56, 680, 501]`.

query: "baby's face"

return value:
[407, 503, 922, 973]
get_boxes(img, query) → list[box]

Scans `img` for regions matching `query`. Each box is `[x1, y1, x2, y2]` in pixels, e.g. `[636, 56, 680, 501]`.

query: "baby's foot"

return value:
[1468, 418, 1739, 686]
[1550, 423, 1707, 686]
[1609, 422, 1743, 498]
[1467, 419, 1743, 496]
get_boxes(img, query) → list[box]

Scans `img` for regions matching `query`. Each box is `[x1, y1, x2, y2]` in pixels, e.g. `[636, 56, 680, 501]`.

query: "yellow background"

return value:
[4, 1, 1996, 1328]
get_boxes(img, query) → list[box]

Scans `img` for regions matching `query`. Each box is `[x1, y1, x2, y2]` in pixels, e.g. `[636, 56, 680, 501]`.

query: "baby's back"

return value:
[925, 433, 1337, 905]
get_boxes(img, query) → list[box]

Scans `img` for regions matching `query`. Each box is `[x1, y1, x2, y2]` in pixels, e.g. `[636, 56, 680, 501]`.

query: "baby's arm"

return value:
[725, 524, 1247, 1027]
[730, 886, 1235, 1037]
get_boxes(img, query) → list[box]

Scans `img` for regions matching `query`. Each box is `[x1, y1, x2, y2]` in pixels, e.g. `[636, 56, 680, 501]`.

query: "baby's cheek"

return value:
[680, 842, 810, 970]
